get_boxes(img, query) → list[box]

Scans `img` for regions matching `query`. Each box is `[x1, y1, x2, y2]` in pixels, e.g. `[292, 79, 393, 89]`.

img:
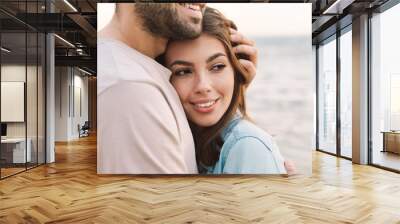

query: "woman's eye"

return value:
[211, 63, 226, 72]
[173, 69, 192, 76]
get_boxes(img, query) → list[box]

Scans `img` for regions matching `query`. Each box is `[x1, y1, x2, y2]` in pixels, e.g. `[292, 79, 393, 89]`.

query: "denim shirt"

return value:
[206, 116, 287, 174]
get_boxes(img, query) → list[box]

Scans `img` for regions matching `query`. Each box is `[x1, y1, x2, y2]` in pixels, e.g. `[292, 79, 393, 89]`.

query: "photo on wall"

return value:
[97, 3, 313, 175]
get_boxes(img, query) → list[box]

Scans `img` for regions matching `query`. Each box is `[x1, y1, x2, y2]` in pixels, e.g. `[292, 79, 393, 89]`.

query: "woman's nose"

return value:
[194, 72, 212, 94]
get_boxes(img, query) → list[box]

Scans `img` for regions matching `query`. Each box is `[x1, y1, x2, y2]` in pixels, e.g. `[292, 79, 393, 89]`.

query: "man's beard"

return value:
[134, 3, 201, 40]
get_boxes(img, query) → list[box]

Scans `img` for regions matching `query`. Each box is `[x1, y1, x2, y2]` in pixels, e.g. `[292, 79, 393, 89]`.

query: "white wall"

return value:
[71, 73, 89, 138]
[1, 63, 46, 164]
[1, 65, 37, 138]
[55, 67, 89, 141]
[55, 66, 70, 141]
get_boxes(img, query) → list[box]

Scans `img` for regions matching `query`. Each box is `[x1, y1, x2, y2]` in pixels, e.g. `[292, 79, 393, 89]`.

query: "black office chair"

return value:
[79, 121, 90, 138]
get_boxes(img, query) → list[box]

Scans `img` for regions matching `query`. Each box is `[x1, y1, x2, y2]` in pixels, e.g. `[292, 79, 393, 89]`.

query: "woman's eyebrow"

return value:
[169, 53, 226, 67]
[169, 60, 193, 67]
[206, 53, 226, 63]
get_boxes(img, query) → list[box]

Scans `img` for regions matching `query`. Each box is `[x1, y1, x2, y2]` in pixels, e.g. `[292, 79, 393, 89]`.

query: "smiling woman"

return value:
[166, 36, 235, 127]
[163, 7, 287, 174]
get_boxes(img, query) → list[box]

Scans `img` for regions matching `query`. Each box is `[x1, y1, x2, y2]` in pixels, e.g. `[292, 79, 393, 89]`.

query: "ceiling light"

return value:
[54, 34, 75, 48]
[1, 47, 11, 53]
[323, 0, 355, 15]
[78, 67, 92, 76]
[63, 0, 78, 12]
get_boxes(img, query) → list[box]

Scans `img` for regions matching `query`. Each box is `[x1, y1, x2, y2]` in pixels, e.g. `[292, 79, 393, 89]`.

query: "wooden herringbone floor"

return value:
[0, 134, 400, 223]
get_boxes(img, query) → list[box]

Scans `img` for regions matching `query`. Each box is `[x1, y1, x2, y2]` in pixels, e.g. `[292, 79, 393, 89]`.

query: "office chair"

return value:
[79, 121, 90, 138]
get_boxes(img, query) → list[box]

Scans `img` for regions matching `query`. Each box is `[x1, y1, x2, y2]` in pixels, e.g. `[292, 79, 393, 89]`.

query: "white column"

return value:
[45, 0, 56, 163]
[352, 14, 369, 164]
[46, 33, 55, 163]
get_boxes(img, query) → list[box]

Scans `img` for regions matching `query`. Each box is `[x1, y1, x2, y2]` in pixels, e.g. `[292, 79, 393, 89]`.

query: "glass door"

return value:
[317, 35, 337, 155]
[339, 27, 352, 159]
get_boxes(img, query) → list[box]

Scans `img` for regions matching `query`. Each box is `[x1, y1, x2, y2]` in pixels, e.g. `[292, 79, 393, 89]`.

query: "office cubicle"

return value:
[0, 1, 46, 179]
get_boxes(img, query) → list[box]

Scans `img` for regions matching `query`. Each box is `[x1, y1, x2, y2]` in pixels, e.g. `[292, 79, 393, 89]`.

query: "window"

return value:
[390, 74, 400, 130]
[339, 27, 352, 158]
[318, 36, 337, 154]
[371, 2, 400, 171]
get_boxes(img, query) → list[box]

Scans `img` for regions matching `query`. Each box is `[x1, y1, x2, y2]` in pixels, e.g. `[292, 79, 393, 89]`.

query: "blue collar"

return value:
[221, 113, 242, 141]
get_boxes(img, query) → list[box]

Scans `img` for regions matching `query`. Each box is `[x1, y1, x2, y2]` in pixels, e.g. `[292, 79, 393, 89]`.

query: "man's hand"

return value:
[230, 28, 258, 86]
[284, 159, 296, 176]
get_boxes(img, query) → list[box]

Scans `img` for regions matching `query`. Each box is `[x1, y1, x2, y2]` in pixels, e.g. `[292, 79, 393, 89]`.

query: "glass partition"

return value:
[0, 1, 46, 179]
[371, 3, 400, 171]
[27, 31, 38, 169]
[339, 27, 352, 158]
[317, 36, 337, 155]
[1, 29, 28, 178]
[26, 0, 41, 169]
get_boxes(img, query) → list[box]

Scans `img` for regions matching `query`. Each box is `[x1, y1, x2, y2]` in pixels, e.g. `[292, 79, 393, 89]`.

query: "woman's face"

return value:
[165, 34, 235, 127]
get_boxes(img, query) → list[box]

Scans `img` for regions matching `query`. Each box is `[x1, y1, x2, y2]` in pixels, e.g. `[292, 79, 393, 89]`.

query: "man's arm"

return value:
[98, 81, 188, 174]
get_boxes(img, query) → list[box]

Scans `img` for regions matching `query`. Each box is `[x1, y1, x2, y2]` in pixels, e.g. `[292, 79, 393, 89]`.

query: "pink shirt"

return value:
[97, 38, 198, 174]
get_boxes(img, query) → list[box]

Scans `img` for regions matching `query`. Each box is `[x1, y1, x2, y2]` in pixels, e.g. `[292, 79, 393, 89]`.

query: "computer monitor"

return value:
[1, 123, 7, 137]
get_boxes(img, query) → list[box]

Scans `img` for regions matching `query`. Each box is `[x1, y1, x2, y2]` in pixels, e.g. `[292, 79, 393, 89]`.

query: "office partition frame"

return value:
[0, 0, 47, 180]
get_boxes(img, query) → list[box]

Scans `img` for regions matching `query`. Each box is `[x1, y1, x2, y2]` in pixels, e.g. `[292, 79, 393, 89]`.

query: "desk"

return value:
[1, 138, 31, 163]
[382, 131, 400, 154]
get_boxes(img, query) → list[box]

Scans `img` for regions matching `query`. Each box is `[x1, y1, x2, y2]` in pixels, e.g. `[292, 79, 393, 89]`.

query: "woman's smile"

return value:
[191, 98, 220, 113]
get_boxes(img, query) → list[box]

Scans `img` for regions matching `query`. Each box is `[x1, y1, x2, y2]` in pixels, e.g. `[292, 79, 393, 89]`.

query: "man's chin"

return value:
[187, 25, 202, 39]
[169, 25, 202, 40]
[170, 33, 200, 41]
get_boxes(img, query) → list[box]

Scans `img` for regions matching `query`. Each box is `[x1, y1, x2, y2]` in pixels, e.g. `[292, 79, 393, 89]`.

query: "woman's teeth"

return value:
[180, 3, 201, 11]
[195, 100, 216, 108]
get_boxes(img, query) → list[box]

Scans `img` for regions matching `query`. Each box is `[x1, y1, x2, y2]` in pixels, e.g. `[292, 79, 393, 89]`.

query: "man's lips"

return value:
[178, 3, 205, 12]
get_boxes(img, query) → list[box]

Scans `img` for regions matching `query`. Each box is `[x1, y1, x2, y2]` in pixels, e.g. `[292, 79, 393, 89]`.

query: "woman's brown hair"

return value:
[188, 7, 250, 171]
